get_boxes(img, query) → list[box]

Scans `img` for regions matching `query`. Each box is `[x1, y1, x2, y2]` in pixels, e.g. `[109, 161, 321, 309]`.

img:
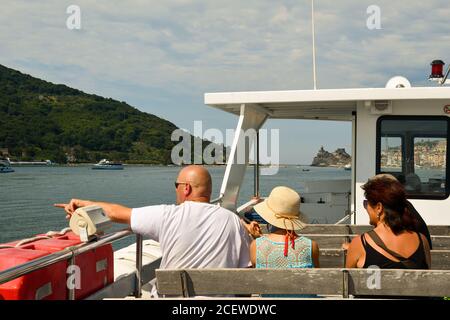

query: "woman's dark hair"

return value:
[362, 174, 419, 235]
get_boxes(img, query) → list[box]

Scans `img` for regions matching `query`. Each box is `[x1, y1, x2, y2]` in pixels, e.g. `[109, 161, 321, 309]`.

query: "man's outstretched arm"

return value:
[54, 198, 132, 224]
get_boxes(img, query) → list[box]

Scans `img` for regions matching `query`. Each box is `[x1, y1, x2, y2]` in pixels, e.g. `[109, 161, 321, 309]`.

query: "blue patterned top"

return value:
[255, 235, 315, 298]
[256, 235, 313, 269]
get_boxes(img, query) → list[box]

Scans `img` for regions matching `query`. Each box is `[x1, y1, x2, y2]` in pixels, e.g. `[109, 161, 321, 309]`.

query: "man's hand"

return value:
[54, 199, 93, 219]
[251, 196, 264, 204]
[241, 219, 262, 239]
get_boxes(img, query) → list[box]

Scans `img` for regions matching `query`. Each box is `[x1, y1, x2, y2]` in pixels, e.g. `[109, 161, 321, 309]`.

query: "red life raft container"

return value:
[0, 248, 67, 300]
[0, 231, 114, 300]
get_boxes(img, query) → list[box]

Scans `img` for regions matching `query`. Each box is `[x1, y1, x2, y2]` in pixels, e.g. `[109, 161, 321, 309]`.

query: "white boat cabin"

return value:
[205, 79, 450, 225]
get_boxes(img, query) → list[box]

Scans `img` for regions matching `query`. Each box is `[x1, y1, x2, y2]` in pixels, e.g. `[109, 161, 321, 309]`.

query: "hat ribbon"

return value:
[266, 208, 298, 256]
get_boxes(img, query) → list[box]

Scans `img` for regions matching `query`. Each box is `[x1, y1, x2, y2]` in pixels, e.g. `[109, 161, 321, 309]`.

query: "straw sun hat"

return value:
[253, 186, 307, 231]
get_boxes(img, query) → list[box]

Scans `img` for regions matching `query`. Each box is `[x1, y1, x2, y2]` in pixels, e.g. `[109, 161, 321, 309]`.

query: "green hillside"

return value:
[0, 64, 217, 164]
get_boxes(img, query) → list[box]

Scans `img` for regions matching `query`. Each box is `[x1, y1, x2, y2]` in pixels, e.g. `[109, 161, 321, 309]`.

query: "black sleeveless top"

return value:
[361, 232, 429, 269]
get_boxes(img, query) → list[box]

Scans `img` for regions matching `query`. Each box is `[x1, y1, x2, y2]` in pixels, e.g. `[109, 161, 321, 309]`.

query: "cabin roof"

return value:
[204, 87, 450, 121]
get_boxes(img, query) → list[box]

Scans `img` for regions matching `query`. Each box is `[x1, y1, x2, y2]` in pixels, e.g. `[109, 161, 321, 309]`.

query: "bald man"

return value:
[55, 165, 252, 269]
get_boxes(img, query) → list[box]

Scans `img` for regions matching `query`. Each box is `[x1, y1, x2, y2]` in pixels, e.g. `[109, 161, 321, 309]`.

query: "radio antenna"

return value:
[311, 0, 317, 90]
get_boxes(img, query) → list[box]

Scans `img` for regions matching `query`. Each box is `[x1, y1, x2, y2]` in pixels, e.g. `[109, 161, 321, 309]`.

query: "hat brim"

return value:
[253, 200, 307, 231]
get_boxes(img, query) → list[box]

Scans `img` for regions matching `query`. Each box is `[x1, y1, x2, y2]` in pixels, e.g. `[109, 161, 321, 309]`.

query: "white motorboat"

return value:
[92, 159, 124, 170]
[0, 158, 14, 173]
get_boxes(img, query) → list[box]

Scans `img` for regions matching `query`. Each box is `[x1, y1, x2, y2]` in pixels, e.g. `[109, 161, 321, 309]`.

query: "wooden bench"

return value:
[156, 268, 450, 298]
[301, 234, 450, 249]
[319, 249, 450, 269]
[299, 224, 449, 236]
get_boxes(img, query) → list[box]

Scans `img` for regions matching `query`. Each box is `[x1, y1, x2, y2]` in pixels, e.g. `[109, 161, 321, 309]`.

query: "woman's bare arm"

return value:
[420, 233, 432, 269]
[311, 240, 320, 268]
[345, 236, 363, 268]
[250, 239, 257, 267]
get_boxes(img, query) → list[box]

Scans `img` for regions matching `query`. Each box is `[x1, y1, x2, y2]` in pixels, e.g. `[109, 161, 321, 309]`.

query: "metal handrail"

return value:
[0, 229, 143, 299]
[134, 234, 143, 298]
[210, 195, 223, 204]
[335, 212, 354, 225]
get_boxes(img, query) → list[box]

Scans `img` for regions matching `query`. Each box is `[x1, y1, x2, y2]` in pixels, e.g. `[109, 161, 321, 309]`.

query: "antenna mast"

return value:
[311, 0, 317, 90]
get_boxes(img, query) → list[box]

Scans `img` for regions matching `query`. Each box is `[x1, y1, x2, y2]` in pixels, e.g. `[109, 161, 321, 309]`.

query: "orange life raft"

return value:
[0, 231, 113, 300]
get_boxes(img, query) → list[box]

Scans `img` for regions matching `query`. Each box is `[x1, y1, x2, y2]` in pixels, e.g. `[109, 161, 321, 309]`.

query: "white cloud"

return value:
[270, 5, 290, 25]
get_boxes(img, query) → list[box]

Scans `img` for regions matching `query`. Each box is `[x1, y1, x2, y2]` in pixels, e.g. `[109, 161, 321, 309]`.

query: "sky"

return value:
[1, 0, 449, 164]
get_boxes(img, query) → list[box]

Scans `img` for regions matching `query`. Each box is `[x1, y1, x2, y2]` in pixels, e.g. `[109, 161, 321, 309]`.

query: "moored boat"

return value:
[0, 158, 14, 173]
[92, 159, 124, 170]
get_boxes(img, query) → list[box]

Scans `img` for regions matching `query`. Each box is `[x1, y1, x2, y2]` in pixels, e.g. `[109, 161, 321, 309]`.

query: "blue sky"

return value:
[1, 1, 449, 164]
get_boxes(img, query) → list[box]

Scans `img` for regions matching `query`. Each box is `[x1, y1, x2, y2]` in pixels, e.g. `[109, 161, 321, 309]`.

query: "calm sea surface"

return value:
[0, 165, 349, 248]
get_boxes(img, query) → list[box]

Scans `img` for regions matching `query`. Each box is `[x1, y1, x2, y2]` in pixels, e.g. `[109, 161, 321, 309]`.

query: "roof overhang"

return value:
[204, 87, 450, 121]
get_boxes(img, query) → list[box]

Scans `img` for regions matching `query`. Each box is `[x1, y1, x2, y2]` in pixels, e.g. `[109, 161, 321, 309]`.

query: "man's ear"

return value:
[183, 184, 191, 196]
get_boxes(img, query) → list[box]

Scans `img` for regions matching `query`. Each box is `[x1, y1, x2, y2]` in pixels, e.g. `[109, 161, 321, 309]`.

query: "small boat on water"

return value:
[92, 159, 124, 170]
[344, 164, 351, 171]
[0, 158, 14, 173]
[8, 159, 53, 166]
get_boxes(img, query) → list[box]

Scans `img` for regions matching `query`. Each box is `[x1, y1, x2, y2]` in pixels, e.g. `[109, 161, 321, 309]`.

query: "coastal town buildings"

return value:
[381, 139, 446, 169]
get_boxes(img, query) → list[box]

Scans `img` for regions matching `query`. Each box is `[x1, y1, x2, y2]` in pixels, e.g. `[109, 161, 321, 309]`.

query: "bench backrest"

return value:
[300, 225, 449, 236]
[156, 268, 450, 298]
[320, 249, 450, 270]
[302, 234, 450, 249]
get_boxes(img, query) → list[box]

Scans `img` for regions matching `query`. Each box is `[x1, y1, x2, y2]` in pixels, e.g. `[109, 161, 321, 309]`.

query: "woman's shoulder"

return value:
[297, 235, 318, 249]
[256, 234, 277, 244]
[348, 233, 364, 250]
[418, 232, 430, 249]
[297, 235, 313, 243]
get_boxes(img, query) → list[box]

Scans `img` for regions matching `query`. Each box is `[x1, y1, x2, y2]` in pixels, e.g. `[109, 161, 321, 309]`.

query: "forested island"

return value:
[0, 64, 222, 164]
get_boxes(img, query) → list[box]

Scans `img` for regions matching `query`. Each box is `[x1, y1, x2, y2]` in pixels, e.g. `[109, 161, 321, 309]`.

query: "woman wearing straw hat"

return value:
[247, 186, 320, 269]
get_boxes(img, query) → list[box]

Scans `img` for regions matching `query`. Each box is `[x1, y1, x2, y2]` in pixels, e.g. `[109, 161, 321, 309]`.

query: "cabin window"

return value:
[376, 116, 449, 199]
[380, 136, 403, 173]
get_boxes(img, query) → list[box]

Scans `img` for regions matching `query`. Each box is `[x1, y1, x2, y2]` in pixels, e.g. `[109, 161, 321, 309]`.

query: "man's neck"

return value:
[185, 196, 210, 203]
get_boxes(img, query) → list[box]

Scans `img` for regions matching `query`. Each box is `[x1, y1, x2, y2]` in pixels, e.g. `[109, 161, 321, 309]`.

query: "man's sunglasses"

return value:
[363, 199, 368, 209]
[174, 181, 189, 189]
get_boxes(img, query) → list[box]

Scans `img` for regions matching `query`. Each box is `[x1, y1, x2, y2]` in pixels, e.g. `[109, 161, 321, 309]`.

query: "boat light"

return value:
[429, 60, 445, 79]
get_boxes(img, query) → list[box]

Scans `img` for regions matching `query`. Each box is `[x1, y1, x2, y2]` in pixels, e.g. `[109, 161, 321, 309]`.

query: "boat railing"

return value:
[236, 191, 353, 226]
[0, 229, 145, 300]
[334, 211, 354, 225]
[236, 198, 262, 214]
[210, 195, 223, 205]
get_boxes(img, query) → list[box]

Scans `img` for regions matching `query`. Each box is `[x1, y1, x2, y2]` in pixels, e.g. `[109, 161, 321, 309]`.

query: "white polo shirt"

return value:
[131, 201, 251, 269]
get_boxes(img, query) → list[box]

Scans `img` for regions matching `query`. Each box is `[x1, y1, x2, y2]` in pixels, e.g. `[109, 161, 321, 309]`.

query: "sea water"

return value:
[0, 165, 349, 248]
